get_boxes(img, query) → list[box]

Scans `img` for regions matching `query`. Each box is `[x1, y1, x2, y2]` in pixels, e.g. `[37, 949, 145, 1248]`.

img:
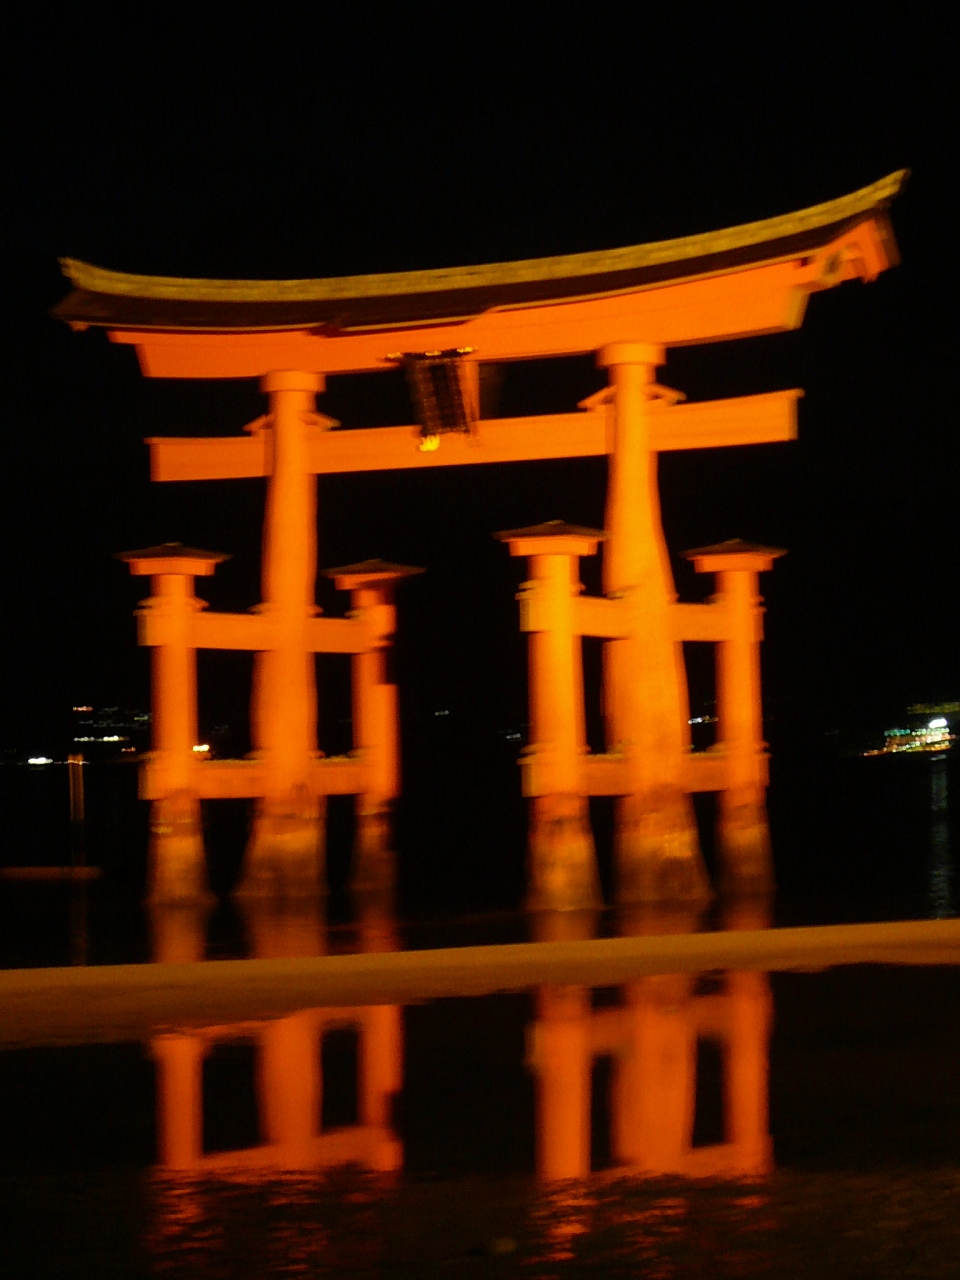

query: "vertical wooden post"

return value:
[529, 985, 592, 1180]
[358, 1005, 404, 1170]
[724, 968, 773, 1174]
[152, 1034, 206, 1169]
[353, 884, 404, 1170]
[611, 907, 701, 1172]
[148, 901, 209, 963]
[323, 560, 422, 897]
[241, 370, 325, 898]
[246, 892, 325, 1169]
[612, 973, 696, 1173]
[598, 343, 708, 905]
[497, 523, 602, 911]
[257, 1012, 320, 1169]
[685, 541, 784, 894]
[118, 545, 224, 904]
[722, 900, 773, 1173]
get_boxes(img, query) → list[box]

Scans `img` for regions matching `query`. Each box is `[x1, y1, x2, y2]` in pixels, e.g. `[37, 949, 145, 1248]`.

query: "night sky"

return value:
[2, 7, 957, 760]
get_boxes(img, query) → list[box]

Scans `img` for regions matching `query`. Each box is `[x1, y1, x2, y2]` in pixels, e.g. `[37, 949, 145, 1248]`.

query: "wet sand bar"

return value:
[2, 916, 960, 1048]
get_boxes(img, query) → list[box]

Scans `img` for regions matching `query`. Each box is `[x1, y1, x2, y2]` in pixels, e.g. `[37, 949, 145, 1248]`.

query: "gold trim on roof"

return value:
[60, 171, 907, 304]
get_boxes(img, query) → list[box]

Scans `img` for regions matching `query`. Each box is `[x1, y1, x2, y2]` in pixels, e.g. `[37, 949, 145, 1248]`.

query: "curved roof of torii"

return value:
[54, 171, 907, 334]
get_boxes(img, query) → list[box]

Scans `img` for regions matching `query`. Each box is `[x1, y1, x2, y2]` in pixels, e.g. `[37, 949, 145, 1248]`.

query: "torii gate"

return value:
[55, 170, 905, 906]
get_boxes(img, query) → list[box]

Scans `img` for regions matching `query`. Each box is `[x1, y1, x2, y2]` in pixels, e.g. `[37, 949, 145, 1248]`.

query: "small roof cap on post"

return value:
[682, 538, 786, 573]
[494, 519, 606, 558]
[320, 558, 424, 592]
[116, 542, 230, 577]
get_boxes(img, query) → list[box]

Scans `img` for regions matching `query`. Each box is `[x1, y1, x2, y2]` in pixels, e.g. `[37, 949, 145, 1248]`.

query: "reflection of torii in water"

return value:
[527, 904, 772, 1180]
[149, 899, 772, 1182]
[56, 171, 906, 907]
[149, 898, 402, 1173]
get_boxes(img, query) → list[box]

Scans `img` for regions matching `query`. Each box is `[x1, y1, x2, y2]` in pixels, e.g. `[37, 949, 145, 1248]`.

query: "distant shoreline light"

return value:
[864, 717, 955, 757]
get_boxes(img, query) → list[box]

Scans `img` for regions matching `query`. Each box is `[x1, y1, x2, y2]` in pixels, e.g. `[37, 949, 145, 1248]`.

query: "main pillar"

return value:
[598, 344, 709, 904]
[239, 370, 325, 898]
[529, 985, 592, 1180]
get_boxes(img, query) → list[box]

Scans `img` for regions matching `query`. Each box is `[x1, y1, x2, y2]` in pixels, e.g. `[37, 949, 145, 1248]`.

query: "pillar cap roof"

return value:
[494, 520, 605, 558]
[116, 542, 229, 576]
[682, 538, 786, 572]
[493, 520, 606, 542]
[321, 558, 424, 589]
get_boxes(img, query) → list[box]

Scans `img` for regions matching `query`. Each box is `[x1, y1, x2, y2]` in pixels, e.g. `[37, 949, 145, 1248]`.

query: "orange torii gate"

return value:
[55, 171, 905, 905]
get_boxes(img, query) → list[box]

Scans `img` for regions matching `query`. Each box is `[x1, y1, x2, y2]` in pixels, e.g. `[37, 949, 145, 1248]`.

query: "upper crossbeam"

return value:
[147, 390, 800, 482]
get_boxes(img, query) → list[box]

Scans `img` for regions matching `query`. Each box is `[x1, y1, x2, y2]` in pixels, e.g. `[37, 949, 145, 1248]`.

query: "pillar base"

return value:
[717, 790, 775, 897]
[239, 895, 326, 958]
[530, 906, 600, 943]
[235, 785, 326, 899]
[616, 902, 705, 939]
[146, 792, 214, 906]
[355, 890, 399, 951]
[350, 805, 397, 898]
[614, 789, 712, 905]
[527, 794, 603, 912]
[147, 901, 211, 963]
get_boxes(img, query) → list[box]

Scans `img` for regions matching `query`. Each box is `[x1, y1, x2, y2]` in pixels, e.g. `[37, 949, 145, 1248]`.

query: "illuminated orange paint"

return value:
[119, 545, 225, 903]
[685, 541, 785, 894]
[323, 561, 422, 894]
[150, 898, 403, 1174]
[121, 541, 416, 902]
[81, 175, 902, 905]
[528, 909, 772, 1181]
[500, 524, 603, 910]
[599, 344, 708, 903]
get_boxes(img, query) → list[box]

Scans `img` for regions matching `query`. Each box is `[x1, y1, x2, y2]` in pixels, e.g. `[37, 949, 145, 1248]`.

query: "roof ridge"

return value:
[60, 171, 908, 305]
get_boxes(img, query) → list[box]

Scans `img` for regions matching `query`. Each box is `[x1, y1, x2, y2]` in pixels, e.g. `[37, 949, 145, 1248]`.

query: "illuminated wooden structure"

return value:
[120, 543, 414, 901]
[684, 540, 786, 893]
[498, 526, 784, 904]
[320, 559, 422, 893]
[57, 170, 905, 904]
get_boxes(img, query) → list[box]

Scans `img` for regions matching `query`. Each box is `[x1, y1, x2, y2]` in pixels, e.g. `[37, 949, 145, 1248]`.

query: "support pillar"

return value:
[724, 969, 773, 1175]
[497, 523, 602, 911]
[613, 974, 697, 1173]
[598, 343, 709, 904]
[358, 1005, 404, 1171]
[685, 541, 785, 894]
[611, 905, 700, 1170]
[119, 545, 225, 904]
[240, 371, 326, 898]
[722, 897, 773, 1174]
[323, 560, 422, 896]
[152, 1034, 206, 1169]
[249, 893, 325, 1170]
[257, 1012, 320, 1169]
[148, 902, 209, 963]
[529, 985, 592, 1180]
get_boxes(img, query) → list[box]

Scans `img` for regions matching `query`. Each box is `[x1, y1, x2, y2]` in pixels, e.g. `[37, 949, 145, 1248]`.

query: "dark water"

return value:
[2, 963, 960, 1277]
[0, 751, 958, 1276]
[1, 742, 957, 960]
